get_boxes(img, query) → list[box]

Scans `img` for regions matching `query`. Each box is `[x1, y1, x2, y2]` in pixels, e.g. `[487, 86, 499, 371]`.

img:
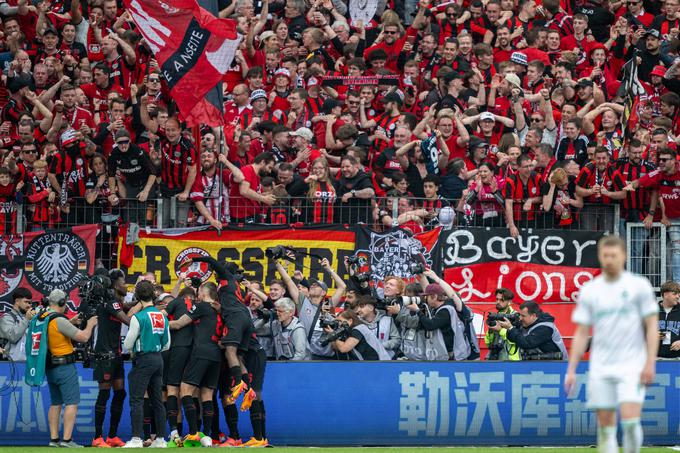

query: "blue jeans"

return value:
[668, 225, 680, 282]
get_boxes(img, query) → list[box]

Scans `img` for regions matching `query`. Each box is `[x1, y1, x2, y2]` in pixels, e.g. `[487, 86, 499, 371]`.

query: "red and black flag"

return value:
[123, 0, 241, 126]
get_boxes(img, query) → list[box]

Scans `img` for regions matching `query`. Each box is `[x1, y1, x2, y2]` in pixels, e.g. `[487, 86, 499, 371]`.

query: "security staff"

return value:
[501, 300, 568, 360]
[484, 288, 520, 361]
[0, 287, 35, 361]
[122, 281, 170, 448]
[43, 289, 98, 448]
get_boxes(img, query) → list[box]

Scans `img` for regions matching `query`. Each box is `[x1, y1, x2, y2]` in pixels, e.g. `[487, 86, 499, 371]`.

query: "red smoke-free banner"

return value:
[0, 225, 98, 313]
[440, 228, 604, 303]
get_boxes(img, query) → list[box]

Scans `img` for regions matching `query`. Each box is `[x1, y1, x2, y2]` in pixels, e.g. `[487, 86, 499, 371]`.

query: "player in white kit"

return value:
[565, 236, 659, 453]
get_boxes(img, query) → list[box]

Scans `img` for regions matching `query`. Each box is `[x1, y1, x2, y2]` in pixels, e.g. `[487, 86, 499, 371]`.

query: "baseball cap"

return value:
[250, 89, 267, 102]
[259, 30, 275, 43]
[650, 65, 666, 77]
[510, 51, 528, 67]
[274, 68, 291, 80]
[468, 136, 488, 150]
[295, 277, 310, 289]
[156, 292, 173, 303]
[504, 73, 522, 89]
[60, 128, 79, 148]
[290, 127, 314, 141]
[381, 91, 403, 105]
[479, 111, 495, 122]
[645, 28, 661, 39]
[47, 289, 68, 305]
[422, 283, 445, 297]
[310, 279, 329, 292]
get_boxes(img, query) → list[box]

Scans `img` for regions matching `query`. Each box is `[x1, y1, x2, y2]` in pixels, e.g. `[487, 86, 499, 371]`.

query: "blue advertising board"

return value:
[0, 361, 678, 446]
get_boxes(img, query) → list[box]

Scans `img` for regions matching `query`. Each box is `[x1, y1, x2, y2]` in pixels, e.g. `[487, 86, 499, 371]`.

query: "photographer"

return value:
[244, 281, 275, 359]
[406, 275, 472, 361]
[396, 283, 448, 361]
[356, 296, 401, 359]
[276, 257, 346, 360]
[37, 289, 97, 448]
[326, 310, 391, 360]
[484, 288, 520, 361]
[267, 297, 311, 361]
[500, 300, 568, 360]
[91, 269, 131, 448]
[0, 287, 35, 361]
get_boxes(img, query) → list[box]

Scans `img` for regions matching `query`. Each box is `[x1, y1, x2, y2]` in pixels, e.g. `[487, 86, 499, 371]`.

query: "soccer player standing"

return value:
[565, 236, 659, 453]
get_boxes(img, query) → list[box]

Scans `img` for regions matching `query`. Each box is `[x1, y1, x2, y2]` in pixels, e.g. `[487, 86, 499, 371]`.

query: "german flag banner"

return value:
[119, 225, 356, 292]
[0, 225, 98, 313]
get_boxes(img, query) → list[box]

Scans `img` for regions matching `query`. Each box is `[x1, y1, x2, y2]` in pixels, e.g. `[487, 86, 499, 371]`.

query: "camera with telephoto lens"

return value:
[266, 245, 296, 261]
[346, 255, 361, 266]
[318, 313, 340, 330]
[486, 312, 521, 327]
[319, 321, 351, 346]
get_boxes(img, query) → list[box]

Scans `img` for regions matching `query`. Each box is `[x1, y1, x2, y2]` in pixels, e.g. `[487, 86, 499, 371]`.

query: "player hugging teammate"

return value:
[163, 256, 268, 448]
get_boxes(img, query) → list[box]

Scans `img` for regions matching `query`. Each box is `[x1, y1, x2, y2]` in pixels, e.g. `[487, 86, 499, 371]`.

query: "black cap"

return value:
[645, 28, 661, 39]
[43, 27, 58, 37]
[381, 92, 403, 105]
[7, 73, 33, 94]
[468, 136, 488, 150]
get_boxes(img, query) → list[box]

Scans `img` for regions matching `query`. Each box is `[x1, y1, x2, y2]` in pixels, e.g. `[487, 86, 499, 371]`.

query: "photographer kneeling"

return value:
[325, 310, 391, 360]
[484, 288, 520, 361]
[499, 300, 568, 360]
[266, 297, 311, 361]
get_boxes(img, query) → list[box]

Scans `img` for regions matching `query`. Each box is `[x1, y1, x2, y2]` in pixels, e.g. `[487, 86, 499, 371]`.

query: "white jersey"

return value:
[573, 271, 657, 378]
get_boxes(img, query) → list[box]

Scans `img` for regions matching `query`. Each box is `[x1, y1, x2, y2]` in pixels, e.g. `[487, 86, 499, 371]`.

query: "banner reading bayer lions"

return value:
[441, 229, 604, 303]
[0, 225, 98, 313]
[119, 225, 356, 290]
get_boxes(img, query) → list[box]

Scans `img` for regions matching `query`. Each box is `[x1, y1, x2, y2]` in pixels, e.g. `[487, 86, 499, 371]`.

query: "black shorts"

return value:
[93, 356, 124, 384]
[182, 357, 221, 389]
[163, 346, 192, 387]
[217, 358, 230, 398]
[243, 349, 266, 393]
[221, 312, 251, 352]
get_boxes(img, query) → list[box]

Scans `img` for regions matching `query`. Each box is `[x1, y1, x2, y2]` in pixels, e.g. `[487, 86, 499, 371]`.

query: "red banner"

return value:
[123, 0, 240, 126]
[0, 225, 98, 313]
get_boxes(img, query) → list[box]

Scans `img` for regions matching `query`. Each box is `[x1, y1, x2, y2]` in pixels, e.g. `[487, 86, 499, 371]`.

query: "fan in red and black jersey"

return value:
[92, 96, 134, 157]
[25, 159, 60, 230]
[280, 88, 313, 131]
[615, 139, 656, 223]
[503, 154, 543, 238]
[465, 111, 515, 159]
[1, 74, 33, 140]
[290, 127, 322, 179]
[575, 146, 627, 205]
[373, 127, 412, 190]
[80, 63, 124, 116]
[302, 157, 337, 224]
[99, 33, 136, 98]
[239, 90, 268, 131]
[47, 128, 97, 225]
[0, 167, 21, 235]
[360, 91, 402, 156]
[32, 27, 66, 65]
[190, 148, 245, 230]
[421, 174, 450, 225]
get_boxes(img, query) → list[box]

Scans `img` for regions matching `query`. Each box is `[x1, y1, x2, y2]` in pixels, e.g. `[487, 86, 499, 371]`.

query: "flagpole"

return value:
[216, 125, 225, 237]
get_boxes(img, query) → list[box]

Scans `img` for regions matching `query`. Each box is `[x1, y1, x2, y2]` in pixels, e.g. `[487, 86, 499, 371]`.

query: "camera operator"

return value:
[484, 288, 520, 361]
[396, 283, 448, 360]
[356, 296, 401, 359]
[275, 257, 346, 360]
[41, 289, 97, 448]
[406, 275, 472, 361]
[499, 300, 568, 360]
[266, 297, 311, 361]
[91, 269, 131, 448]
[658, 281, 680, 359]
[0, 287, 35, 361]
[326, 310, 391, 360]
[243, 280, 275, 359]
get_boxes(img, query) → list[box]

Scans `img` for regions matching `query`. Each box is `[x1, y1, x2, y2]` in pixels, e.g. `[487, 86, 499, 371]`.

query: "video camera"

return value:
[486, 312, 521, 327]
[77, 273, 115, 320]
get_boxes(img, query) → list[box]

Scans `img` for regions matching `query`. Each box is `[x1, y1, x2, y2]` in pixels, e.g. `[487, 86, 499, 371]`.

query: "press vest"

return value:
[132, 306, 169, 354]
[522, 321, 568, 359]
[352, 324, 391, 361]
[366, 314, 397, 358]
[298, 297, 334, 357]
[271, 317, 311, 360]
[434, 304, 471, 361]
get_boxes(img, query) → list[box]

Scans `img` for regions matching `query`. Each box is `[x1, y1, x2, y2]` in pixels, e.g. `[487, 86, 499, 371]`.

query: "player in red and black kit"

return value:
[169, 281, 224, 445]
[163, 288, 195, 440]
[91, 269, 131, 448]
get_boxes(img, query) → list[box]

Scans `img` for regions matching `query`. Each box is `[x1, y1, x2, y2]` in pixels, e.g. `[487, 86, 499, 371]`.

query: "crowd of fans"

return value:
[0, 0, 679, 242]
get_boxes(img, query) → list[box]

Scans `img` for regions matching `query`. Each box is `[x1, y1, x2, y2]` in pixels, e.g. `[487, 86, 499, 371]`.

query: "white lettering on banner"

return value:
[510, 372, 561, 436]
[572, 239, 597, 267]
[453, 372, 468, 436]
[449, 268, 492, 300]
[465, 372, 506, 436]
[398, 372, 450, 436]
[173, 30, 204, 71]
[128, 0, 171, 54]
[542, 272, 568, 302]
[516, 272, 541, 301]
[643, 373, 669, 435]
[564, 375, 596, 436]
[1, 378, 47, 432]
[444, 232, 598, 267]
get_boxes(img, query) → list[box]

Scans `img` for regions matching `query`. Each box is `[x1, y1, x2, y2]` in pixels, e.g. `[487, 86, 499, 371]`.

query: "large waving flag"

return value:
[123, 0, 241, 126]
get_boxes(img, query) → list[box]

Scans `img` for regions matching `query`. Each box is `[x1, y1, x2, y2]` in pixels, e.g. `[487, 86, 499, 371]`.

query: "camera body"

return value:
[318, 313, 340, 330]
[319, 321, 350, 347]
[78, 274, 115, 320]
[486, 312, 521, 327]
[409, 262, 425, 275]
